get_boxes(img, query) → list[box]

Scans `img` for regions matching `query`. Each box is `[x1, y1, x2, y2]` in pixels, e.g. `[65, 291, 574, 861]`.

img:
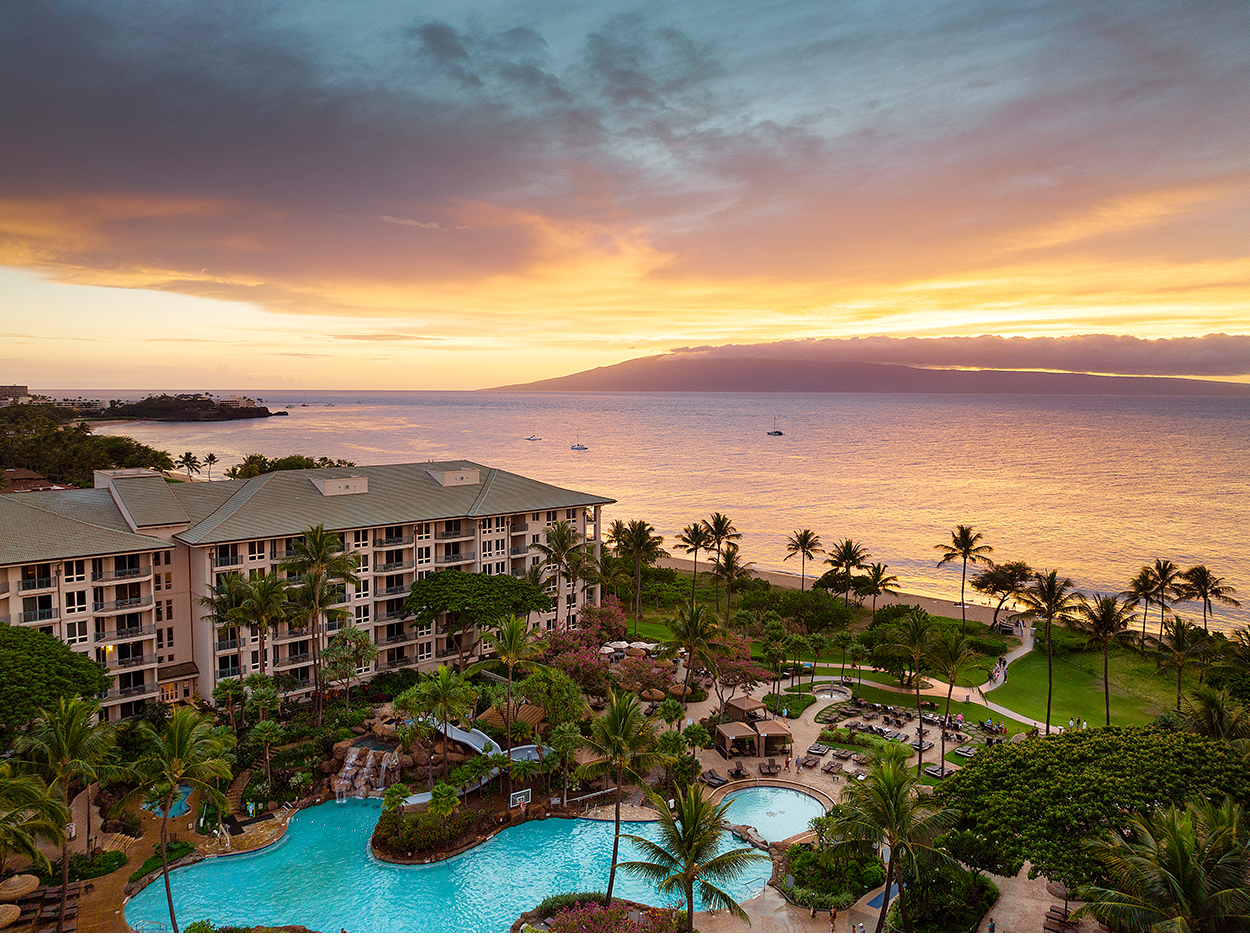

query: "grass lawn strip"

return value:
[986, 649, 1159, 726]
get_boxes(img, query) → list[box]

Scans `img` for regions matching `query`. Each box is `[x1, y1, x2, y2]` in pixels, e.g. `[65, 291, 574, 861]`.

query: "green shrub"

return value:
[787, 842, 885, 905]
[128, 840, 196, 882]
[372, 807, 476, 855]
[368, 669, 424, 699]
[885, 860, 1000, 932]
[37, 850, 127, 886]
[968, 635, 1007, 658]
[786, 885, 854, 911]
[764, 693, 817, 716]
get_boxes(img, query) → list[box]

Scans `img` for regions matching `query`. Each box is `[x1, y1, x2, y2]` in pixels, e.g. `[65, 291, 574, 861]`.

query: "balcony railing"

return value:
[111, 653, 157, 670]
[325, 618, 344, 632]
[276, 627, 310, 641]
[435, 552, 475, 566]
[19, 576, 57, 592]
[373, 534, 413, 547]
[281, 652, 311, 665]
[106, 682, 157, 700]
[383, 632, 410, 644]
[510, 523, 528, 533]
[378, 584, 408, 596]
[0, 581, 9, 595]
[216, 667, 242, 680]
[270, 548, 299, 560]
[92, 595, 153, 613]
[92, 566, 151, 582]
[212, 554, 243, 569]
[20, 607, 58, 623]
[376, 609, 408, 622]
[510, 546, 528, 555]
[95, 622, 155, 642]
[436, 529, 472, 540]
[215, 638, 238, 651]
[380, 657, 412, 671]
[375, 559, 413, 573]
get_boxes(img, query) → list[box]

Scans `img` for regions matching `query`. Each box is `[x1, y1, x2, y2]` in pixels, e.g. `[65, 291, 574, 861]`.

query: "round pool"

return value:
[719, 786, 826, 842]
[124, 800, 771, 932]
[144, 784, 193, 818]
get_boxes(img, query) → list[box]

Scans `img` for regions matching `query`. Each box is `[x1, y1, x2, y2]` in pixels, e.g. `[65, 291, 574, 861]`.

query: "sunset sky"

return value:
[3, 0, 1249, 389]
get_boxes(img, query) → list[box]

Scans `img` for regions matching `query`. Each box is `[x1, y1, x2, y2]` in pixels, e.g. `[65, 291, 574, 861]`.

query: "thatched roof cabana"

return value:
[480, 701, 545, 729]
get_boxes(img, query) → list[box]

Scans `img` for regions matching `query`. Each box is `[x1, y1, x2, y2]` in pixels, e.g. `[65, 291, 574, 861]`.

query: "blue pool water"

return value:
[125, 799, 771, 932]
[144, 784, 193, 818]
[720, 787, 826, 842]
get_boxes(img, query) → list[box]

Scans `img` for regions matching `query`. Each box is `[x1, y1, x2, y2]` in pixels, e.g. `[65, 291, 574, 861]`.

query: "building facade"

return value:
[0, 461, 613, 720]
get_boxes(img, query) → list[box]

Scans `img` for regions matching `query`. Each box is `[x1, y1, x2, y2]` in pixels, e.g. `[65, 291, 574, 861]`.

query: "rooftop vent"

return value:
[427, 467, 480, 487]
[310, 474, 369, 496]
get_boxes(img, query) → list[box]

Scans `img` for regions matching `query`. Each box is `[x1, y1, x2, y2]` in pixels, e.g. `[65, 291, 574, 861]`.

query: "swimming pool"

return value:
[719, 786, 826, 842]
[144, 784, 193, 818]
[125, 800, 770, 932]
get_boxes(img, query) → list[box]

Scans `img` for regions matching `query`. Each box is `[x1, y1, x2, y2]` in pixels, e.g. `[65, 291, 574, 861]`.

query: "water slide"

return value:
[402, 720, 541, 806]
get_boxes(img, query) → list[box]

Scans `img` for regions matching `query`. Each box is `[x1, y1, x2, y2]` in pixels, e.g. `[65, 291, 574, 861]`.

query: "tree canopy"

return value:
[401, 570, 550, 635]
[0, 626, 112, 731]
[937, 726, 1250, 886]
[0, 405, 173, 487]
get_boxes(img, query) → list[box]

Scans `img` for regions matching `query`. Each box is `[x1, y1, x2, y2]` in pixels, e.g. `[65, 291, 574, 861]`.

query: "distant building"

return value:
[0, 461, 613, 721]
[1, 468, 73, 492]
[218, 395, 256, 408]
[0, 385, 29, 398]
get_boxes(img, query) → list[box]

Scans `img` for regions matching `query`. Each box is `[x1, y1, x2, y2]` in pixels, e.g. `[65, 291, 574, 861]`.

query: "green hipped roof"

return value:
[110, 475, 190, 527]
[0, 491, 173, 565]
[174, 460, 614, 546]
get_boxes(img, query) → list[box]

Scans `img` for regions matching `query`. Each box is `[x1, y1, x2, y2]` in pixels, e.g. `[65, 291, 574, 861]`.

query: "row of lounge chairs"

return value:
[12, 881, 91, 931]
[700, 768, 730, 788]
[1044, 905, 1080, 932]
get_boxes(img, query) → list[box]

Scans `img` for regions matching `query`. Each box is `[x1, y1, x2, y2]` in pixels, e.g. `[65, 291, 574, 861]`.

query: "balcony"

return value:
[378, 584, 408, 597]
[0, 615, 8, 625]
[215, 667, 242, 680]
[436, 529, 472, 540]
[95, 622, 155, 642]
[276, 626, 310, 641]
[383, 632, 411, 644]
[92, 566, 151, 582]
[380, 657, 411, 671]
[373, 534, 413, 547]
[215, 638, 239, 651]
[325, 618, 344, 633]
[211, 554, 243, 569]
[510, 546, 528, 555]
[270, 548, 299, 560]
[92, 595, 153, 614]
[435, 552, 475, 566]
[111, 653, 157, 670]
[281, 652, 311, 665]
[0, 581, 8, 595]
[106, 682, 157, 700]
[510, 523, 528, 534]
[20, 607, 58, 623]
[376, 609, 408, 622]
[19, 576, 57, 592]
[375, 559, 413, 573]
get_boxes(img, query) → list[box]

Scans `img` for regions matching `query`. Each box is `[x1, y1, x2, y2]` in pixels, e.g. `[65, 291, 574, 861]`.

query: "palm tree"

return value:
[934, 525, 993, 637]
[1014, 570, 1081, 734]
[1150, 558, 1183, 639]
[618, 785, 765, 932]
[395, 666, 478, 782]
[677, 522, 714, 603]
[619, 519, 670, 637]
[662, 602, 726, 702]
[239, 572, 291, 680]
[1176, 565, 1241, 632]
[827, 539, 872, 608]
[926, 630, 977, 771]
[531, 519, 584, 629]
[1152, 617, 1214, 711]
[251, 720, 283, 790]
[702, 513, 741, 614]
[883, 608, 935, 772]
[1181, 684, 1250, 750]
[282, 524, 360, 723]
[203, 452, 218, 480]
[605, 518, 629, 556]
[1073, 594, 1137, 726]
[710, 543, 753, 627]
[134, 708, 233, 933]
[859, 563, 899, 616]
[578, 691, 668, 902]
[784, 529, 824, 591]
[212, 677, 245, 732]
[18, 696, 117, 930]
[1077, 797, 1250, 932]
[0, 768, 68, 877]
[583, 551, 630, 602]
[478, 615, 549, 793]
[832, 630, 852, 683]
[1125, 565, 1157, 646]
[199, 571, 249, 671]
[827, 744, 960, 932]
[382, 782, 411, 825]
[548, 722, 583, 807]
[657, 697, 686, 730]
[427, 781, 460, 822]
[174, 451, 202, 477]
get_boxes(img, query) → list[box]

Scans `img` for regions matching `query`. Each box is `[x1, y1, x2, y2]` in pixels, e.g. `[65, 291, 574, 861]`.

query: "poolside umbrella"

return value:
[607, 641, 630, 650]
[628, 641, 654, 650]
[0, 905, 19, 929]
[640, 688, 666, 702]
[598, 646, 615, 655]
[0, 875, 38, 901]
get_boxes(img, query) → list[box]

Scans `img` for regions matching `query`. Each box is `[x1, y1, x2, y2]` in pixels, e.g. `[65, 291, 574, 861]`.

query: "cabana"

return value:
[714, 721, 758, 758]
[754, 719, 793, 757]
[724, 696, 767, 723]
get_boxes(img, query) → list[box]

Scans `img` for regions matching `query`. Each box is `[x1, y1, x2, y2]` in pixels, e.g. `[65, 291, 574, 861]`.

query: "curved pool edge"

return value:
[707, 778, 836, 811]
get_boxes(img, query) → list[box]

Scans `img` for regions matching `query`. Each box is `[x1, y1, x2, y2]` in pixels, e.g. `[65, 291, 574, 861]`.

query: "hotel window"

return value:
[65, 590, 87, 614]
[157, 627, 164, 648]
[416, 621, 433, 637]
[415, 523, 431, 540]
[531, 534, 539, 545]
[354, 529, 369, 548]
[64, 560, 85, 583]
[164, 600, 173, 621]
[153, 550, 171, 567]
[546, 511, 556, 523]
[248, 541, 265, 562]
[566, 509, 576, 520]
[494, 562, 506, 574]
[356, 579, 370, 598]
[356, 553, 369, 574]
[531, 513, 539, 521]
[155, 603, 164, 623]
[64, 621, 88, 645]
[354, 605, 370, 625]
[417, 641, 433, 662]
[417, 546, 431, 564]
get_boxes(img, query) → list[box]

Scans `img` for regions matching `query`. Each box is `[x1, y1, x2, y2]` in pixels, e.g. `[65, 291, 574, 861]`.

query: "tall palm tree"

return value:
[1152, 617, 1214, 711]
[239, 572, 291, 680]
[134, 708, 233, 933]
[583, 551, 630, 602]
[252, 720, 283, 790]
[0, 768, 67, 877]
[662, 602, 726, 702]
[619, 519, 669, 637]
[827, 744, 960, 932]
[203, 452, 218, 480]
[548, 722, 583, 807]
[832, 630, 853, 683]
[282, 524, 360, 723]
[199, 571, 249, 668]
[926, 630, 977, 771]
[1077, 798, 1250, 932]
[784, 529, 824, 591]
[859, 563, 900, 616]
[18, 696, 117, 930]
[826, 539, 872, 608]
[702, 513, 741, 614]
[1150, 558, 1182, 639]
[883, 608, 935, 772]
[934, 525, 993, 637]
[677, 522, 714, 603]
[531, 519, 584, 630]
[1014, 570, 1081, 734]
[578, 691, 667, 902]
[174, 451, 202, 477]
[618, 785, 765, 932]
[477, 615, 549, 794]
[1125, 565, 1157, 646]
[1176, 565, 1241, 632]
[710, 543, 753, 628]
[394, 665, 478, 782]
[1072, 593, 1137, 726]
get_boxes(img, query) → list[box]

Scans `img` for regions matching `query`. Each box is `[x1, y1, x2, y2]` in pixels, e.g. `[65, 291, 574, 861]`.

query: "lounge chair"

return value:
[821, 760, 838, 773]
[730, 760, 748, 779]
[700, 770, 728, 788]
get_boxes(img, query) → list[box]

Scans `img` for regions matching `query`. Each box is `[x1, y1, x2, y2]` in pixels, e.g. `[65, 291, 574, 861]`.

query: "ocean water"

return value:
[74, 390, 1250, 631]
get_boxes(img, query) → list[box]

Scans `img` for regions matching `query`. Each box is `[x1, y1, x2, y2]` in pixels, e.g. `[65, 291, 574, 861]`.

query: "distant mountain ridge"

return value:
[493, 355, 1250, 396]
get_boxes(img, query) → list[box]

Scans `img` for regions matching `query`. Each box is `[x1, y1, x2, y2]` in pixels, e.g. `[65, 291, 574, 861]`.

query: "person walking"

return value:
[988, 917, 996, 932]
[829, 908, 837, 932]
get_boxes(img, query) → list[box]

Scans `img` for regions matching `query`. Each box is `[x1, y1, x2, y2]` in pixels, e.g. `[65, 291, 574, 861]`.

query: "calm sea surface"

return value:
[68, 390, 1250, 631]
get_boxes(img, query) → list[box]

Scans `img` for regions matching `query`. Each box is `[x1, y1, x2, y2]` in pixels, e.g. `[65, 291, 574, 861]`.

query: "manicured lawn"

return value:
[987, 649, 1160, 727]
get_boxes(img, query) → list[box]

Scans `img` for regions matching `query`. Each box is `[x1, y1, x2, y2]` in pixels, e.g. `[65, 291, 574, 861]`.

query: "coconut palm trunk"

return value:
[606, 763, 624, 901]
[160, 790, 178, 932]
[876, 851, 896, 933]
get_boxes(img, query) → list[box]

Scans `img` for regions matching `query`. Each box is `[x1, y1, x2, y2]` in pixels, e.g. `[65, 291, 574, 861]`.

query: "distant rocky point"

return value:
[104, 393, 276, 422]
[493, 355, 1250, 396]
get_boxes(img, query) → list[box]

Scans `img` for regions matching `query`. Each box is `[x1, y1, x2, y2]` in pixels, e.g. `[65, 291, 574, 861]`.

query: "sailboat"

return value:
[525, 434, 542, 441]
[767, 417, 785, 436]
[570, 430, 588, 451]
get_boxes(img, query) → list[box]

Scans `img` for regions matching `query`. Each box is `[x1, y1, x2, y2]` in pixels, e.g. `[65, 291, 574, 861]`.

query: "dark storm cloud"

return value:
[672, 335, 1250, 376]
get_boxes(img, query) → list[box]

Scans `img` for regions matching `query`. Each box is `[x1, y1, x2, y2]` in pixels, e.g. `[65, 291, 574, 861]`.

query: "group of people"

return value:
[828, 908, 868, 931]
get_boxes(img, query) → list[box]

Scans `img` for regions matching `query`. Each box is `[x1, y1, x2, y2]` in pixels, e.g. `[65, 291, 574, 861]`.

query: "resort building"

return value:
[0, 461, 613, 720]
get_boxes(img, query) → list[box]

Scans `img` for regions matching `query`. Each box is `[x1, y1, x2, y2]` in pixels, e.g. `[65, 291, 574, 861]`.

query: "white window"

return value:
[354, 605, 371, 625]
[64, 560, 86, 583]
[356, 554, 369, 573]
[566, 509, 576, 520]
[416, 570, 430, 581]
[248, 541, 265, 562]
[65, 590, 87, 614]
[417, 546, 431, 564]
[415, 523, 431, 540]
[354, 529, 369, 547]
[356, 580, 371, 598]
[64, 621, 88, 645]
[417, 641, 433, 662]
[416, 622, 433, 637]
